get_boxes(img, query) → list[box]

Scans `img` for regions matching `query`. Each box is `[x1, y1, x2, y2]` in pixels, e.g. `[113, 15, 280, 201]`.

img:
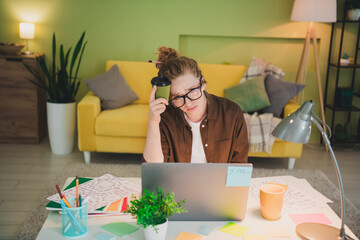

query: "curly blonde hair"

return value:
[155, 46, 203, 81]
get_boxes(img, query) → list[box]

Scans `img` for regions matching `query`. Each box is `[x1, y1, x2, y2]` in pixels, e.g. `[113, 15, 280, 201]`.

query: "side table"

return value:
[0, 53, 47, 144]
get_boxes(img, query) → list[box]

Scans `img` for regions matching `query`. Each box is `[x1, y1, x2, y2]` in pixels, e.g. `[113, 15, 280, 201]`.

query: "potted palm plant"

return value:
[125, 187, 187, 240]
[346, 0, 360, 20]
[24, 31, 87, 154]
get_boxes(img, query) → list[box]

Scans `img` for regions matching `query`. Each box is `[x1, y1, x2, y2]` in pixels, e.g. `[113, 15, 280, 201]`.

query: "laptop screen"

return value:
[141, 163, 253, 221]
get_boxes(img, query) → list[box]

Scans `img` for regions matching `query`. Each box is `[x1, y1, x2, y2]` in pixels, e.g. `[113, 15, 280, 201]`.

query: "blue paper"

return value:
[198, 225, 214, 235]
[96, 232, 116, 240]
[226, 166, 252, 187]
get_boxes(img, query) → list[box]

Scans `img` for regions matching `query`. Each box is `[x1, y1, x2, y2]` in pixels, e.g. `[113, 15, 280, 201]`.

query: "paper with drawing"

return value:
[47, 174, 141, 212]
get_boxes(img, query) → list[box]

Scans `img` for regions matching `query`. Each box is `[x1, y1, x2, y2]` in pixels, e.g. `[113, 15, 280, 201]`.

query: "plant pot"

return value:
[143, 219, 168, 240]
[348, 9, 360, 20]
[47, 102, 76, 155]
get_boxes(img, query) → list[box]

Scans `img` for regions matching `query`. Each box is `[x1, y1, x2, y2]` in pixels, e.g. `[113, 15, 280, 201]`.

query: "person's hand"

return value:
[148, 86, 169, 124]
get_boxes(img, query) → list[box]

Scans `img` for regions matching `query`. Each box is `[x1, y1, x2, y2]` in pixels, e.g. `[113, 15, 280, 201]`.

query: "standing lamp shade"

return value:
[272, 101, 350, 240]
[291, 0, 337, 22]
[19, 23, 35, 55]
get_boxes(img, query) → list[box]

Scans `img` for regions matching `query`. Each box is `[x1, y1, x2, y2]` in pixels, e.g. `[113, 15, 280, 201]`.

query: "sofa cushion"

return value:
[84, 65, 139, 110]
[259, 74, 305, 117]
[240, 57, 285, 83]
[95, 104, 149, 137]
[224, 76, 271, 112]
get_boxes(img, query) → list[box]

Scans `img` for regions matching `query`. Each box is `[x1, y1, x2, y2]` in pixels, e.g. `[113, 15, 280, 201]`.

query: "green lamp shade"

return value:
[272, 100, 314, 144]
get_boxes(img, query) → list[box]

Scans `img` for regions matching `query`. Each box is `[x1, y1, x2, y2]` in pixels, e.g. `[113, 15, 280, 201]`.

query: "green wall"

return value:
[1, 0, 358, 142]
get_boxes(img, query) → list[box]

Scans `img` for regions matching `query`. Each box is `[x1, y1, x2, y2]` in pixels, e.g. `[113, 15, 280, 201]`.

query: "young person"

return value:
[143, 46, 249, 163]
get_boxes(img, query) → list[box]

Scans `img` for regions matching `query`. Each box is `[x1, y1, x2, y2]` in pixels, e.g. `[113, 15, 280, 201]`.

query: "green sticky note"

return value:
[220, 222, 249, 237]
[101, 222, 139, 237]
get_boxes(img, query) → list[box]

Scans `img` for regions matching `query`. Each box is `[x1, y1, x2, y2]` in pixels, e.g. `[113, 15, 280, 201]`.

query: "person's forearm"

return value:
[143, 121, 164, 163]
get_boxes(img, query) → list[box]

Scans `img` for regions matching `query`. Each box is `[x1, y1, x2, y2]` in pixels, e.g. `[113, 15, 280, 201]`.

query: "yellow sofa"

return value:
[78, 60, 303, 168]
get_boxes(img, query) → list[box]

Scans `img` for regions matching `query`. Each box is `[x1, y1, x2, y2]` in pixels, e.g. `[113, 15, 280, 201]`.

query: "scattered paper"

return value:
[263, 225, 290, 238]
[226, 166, 252, 187]
[175, 232, 204, 240]
[289, 213, 332, 225]
[249, 176, 330, 213]
[198, 225, 214, 235]
[101, 222, 138, 237]
[243, 233, 268, 240]
[48, 174, 140, 212]
[220, 222, 249, 237]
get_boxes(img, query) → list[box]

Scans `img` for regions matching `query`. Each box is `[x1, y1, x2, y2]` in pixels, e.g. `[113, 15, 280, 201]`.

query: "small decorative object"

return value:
[125, 187, 187, 240]
[340, 52, 350, 65]
[346, 0, 360, 20]
[19, 22, 35, 55]
[335, 87, 354, 108]
[24, 31, 87, 154]
[0, 42, 25, 55]
[344, 122, 352, 140]
[335, 123, 346, 142]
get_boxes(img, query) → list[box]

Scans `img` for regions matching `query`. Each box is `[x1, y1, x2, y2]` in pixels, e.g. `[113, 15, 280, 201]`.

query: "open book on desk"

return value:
[46, 174, 141, 216]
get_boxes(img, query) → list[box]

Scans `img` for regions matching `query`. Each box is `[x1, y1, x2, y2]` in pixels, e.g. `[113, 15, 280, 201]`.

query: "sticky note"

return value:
[263, 225, 290, 238]
[226, 166, 252, 187]
[198, 225, 214, 235]
[101, 222, 139, 237]
[220, 222, 249, 237]
[243, 233, 268, 240]
[289, 213, 332, 225]
[95, 232, 115, 240]
[205, 230, 241, 240]
[175, 232, 204, 240]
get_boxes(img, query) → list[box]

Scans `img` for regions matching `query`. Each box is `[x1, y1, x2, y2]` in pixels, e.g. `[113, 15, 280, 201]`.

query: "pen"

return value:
[147, 60, 161, 63]
[79, 195, 82, 207]
[76, 176, 79, 207]
[56, 184, 63, 199]
[62, 194, 71, 208]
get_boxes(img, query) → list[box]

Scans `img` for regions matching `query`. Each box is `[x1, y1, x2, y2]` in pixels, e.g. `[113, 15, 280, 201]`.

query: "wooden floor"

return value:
[0, 138, 359, 239]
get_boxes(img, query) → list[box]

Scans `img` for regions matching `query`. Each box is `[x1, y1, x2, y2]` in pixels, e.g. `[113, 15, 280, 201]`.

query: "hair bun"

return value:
[156, 46, 180, 66]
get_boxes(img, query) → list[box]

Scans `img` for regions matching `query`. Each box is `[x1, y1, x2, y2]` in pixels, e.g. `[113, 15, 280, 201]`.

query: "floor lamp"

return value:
[291, 0, 337, 135]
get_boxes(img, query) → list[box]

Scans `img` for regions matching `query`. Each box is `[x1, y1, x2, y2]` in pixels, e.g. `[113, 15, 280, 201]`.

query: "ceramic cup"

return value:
[259, 183, 285, 220]
[151, 76, 171, 101]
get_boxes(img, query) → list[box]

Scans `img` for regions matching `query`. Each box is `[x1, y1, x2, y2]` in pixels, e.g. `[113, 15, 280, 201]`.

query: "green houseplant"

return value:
[24, 32, 87, 154]
[126, 187, 187, 240]
[346, 0, 360, 20]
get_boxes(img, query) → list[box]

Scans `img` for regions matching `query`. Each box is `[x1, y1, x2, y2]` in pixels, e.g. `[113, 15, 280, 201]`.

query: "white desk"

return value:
[36, 178, 358, 240]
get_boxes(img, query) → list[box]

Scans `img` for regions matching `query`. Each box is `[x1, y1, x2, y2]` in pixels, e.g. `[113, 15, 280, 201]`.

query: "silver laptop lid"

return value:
[141, 163, 253, 221]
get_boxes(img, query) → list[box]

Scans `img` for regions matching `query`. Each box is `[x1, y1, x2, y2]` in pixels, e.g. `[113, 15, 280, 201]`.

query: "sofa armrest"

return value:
[77, 92, 101, 151]
[283, 100, 300, 118]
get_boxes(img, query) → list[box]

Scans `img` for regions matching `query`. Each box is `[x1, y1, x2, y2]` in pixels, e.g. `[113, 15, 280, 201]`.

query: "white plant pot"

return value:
[348, 9, 360, 20]
[47, 102, 76, 155]
[143, 219, 168, 240]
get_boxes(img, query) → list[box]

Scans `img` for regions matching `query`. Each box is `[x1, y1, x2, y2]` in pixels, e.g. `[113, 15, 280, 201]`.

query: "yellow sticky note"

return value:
[263, 225, 290, 238]
[268, 182, 288, 191]
[220, 222, 249, 237]
[243, 233, 268, 240]
[175, 232, 204, 240]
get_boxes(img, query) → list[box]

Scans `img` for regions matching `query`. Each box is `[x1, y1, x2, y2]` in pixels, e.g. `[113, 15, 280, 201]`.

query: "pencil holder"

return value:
[61, 198, 88, 238]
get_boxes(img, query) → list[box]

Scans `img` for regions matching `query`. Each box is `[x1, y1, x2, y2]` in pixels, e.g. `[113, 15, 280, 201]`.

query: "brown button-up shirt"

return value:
[159, 92, 249, 163]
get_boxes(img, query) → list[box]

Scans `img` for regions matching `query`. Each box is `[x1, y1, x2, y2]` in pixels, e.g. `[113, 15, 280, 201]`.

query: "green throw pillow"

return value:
[225, 76, 271, 112]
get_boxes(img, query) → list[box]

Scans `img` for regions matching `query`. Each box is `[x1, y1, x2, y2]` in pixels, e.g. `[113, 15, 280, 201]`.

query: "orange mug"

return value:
[260, 184, 285, 220]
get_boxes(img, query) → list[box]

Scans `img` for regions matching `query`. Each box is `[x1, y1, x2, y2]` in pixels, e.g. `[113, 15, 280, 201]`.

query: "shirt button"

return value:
[202, 125, 205, 128]
[205, 144, 208, 147]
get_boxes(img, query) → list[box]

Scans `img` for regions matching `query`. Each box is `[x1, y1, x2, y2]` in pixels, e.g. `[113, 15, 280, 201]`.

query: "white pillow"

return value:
[240, 57, 285, 83]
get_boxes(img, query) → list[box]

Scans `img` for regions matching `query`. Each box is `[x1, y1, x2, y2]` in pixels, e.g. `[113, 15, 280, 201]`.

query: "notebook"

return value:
[141, 163, 253, 221]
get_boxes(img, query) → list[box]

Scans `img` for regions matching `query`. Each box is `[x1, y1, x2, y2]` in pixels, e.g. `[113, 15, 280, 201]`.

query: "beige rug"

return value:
[15, 163, 360, 239]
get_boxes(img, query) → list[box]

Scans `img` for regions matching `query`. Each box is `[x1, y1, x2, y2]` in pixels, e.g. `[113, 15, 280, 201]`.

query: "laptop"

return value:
[141, 163, 253, 221]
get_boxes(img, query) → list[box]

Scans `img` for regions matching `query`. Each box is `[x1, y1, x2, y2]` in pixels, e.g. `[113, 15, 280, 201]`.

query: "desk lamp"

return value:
[272, 100, 349, 240]
[291, 0, 336, 133]
[19, 22, 35, 55]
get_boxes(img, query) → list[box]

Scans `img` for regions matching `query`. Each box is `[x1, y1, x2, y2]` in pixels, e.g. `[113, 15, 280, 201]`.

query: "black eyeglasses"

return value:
[169, 77, 203, 108]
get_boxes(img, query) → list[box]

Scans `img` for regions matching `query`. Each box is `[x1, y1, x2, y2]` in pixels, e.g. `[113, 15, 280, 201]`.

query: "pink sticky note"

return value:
[289, 213, 332, 225]
[175, 232, 204, 240]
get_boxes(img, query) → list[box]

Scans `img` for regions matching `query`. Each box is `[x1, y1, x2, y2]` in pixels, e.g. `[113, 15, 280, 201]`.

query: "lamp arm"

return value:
[311, 117, 346, 238]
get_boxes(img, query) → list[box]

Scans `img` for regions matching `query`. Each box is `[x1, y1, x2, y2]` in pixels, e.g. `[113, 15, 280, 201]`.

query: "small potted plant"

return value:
[125, 187, 187, 240]
[346, 0, 360, 20]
